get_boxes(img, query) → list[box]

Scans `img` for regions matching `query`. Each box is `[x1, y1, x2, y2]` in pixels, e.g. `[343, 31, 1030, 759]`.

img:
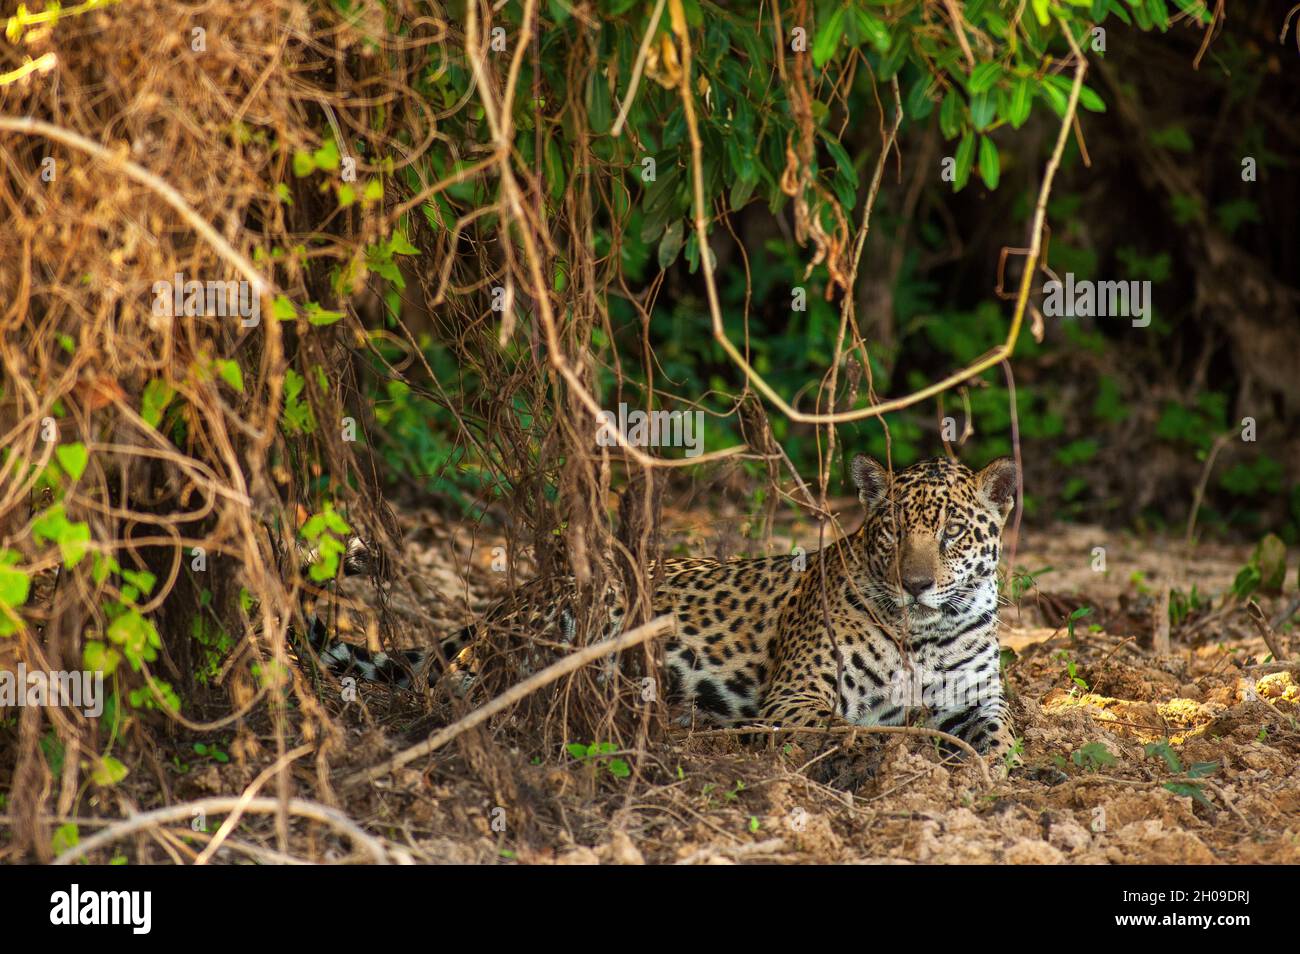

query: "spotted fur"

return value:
[304, 455, 1017, 755]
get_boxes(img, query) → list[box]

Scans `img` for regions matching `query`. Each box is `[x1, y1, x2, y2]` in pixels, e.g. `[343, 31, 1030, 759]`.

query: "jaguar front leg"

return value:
[932, 688, 1015, 766]
[927, 640, 1015, 763]
[756, 683, 843, 731]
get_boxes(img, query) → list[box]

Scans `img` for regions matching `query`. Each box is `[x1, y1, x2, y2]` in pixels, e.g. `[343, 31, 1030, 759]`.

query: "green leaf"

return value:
[1045, 75, 1106, 113]
[657, 220, 685, 271]
[312, 139, 340, 172]
[587, 71, 612, 134]
[978, 136, 1000, 189]
[322, 508, 351, 537]
[308, 537, 344, 582]
[272, 295, 297, 321]
[389, 231, 418, 256]
[968, 62, 1002, 94]
[83, 640, 121, 674]
[0, 559, 30, 607]
[812, 6, 846, 68]
[141, 379, 175, 429]
[969, 91, 996, 130]
[291, 150, 315, 178]
[1031, 0, 1051, 25]
[1144, 741, 1182, 773]
[608, 759, 631, 778]
[32, 505, 91, 568]
[822, 134, 856, 185]
[543, 136, 567, 201]
[1164, 780, 1214, 810]
[853, 9, 891, 54]
[1072, 741, 1116, 769]
[305, 303, 344, 326]
[1008, 78, 1033, 129]
[1041, 81, 1068, 118]
[52, 823, 79, 855]
[565, 743, 588, 760]
[1171, 0, 1212, 23]
[55, 443, 88, 482]
[953, 130, 975, 191]
[939, 88, 963, 139]
[1077, 84, 1106, 113]
[216, 360, 244, 392]
[0, 554, 29, 637]
[1146, 0, 1170, 29]
[121, 568, 157, 597]
[107, 609, 159, 670]
[91, 755, 129, 787]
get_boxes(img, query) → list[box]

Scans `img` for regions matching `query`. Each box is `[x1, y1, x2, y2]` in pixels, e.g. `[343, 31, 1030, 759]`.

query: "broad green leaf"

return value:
[969, 91, 996, 130]
[52, 823, 79, 855]
[0, 554, 29, 636]
[91, 755, 129, 787]
[120, 568, 157, 597]
[312, 139, 340, 172]
[1008, 78, 1033, 128]
[216, 360, 244, 392]
[939, 88, 963, 138]
[272, 295, 296, 321]
[978, 136, 1001, 189]
[305, 303, 344, 326]
[812, 7, 846, 68]
[953, 130, 975, 191]
[1164, 781, 1214, 810]
[968, 62, 1002, 94]
[1046, 74, 1107, 112]
[84, 640, 121, 675]
[141, 379, 175, 429]
[657, 220, 685, 271]
[854, 9, 891, 54]
[389, 231, 418, 256]
[55, 443, 88, 482]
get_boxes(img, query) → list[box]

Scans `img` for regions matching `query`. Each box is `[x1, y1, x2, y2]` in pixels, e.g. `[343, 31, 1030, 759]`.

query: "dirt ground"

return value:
[28, 503, 1300, 865]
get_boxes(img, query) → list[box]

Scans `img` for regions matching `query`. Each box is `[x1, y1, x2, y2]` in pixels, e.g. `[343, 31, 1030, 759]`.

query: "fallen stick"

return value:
[341, 614, 676, 789]
[51, 797, 386, 865]
[1153, 587, 1171, 657]
[194, 744, 314, 865]
[1247, 599, 1288, 662]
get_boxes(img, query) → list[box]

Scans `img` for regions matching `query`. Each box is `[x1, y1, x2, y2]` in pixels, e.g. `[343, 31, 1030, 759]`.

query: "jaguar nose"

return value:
[902, 575, 934, 597]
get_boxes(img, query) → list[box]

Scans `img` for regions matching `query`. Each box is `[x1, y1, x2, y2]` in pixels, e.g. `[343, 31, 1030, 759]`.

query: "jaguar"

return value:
[304, 454, 1018, 756]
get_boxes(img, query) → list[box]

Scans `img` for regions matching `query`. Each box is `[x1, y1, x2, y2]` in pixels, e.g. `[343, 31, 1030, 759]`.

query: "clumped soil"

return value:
[40, 509, 1300, 864]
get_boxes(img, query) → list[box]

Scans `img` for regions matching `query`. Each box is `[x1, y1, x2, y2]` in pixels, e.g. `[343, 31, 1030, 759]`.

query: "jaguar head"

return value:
[850, 454, 1017, 618]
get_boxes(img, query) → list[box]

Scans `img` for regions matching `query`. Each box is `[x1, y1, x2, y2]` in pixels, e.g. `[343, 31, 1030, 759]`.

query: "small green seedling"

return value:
[565, 741, 630, 780]
[1144, 741, 1218, 810]
[1070, 742, 1115, 772]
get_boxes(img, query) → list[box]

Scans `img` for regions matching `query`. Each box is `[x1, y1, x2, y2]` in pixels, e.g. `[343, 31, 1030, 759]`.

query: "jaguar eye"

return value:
[942, 524, 966, 543]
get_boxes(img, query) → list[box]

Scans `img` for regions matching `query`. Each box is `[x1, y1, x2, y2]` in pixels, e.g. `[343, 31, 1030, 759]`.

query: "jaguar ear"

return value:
[850, 454, 890, 509]
[976, 457, 1018, 520]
